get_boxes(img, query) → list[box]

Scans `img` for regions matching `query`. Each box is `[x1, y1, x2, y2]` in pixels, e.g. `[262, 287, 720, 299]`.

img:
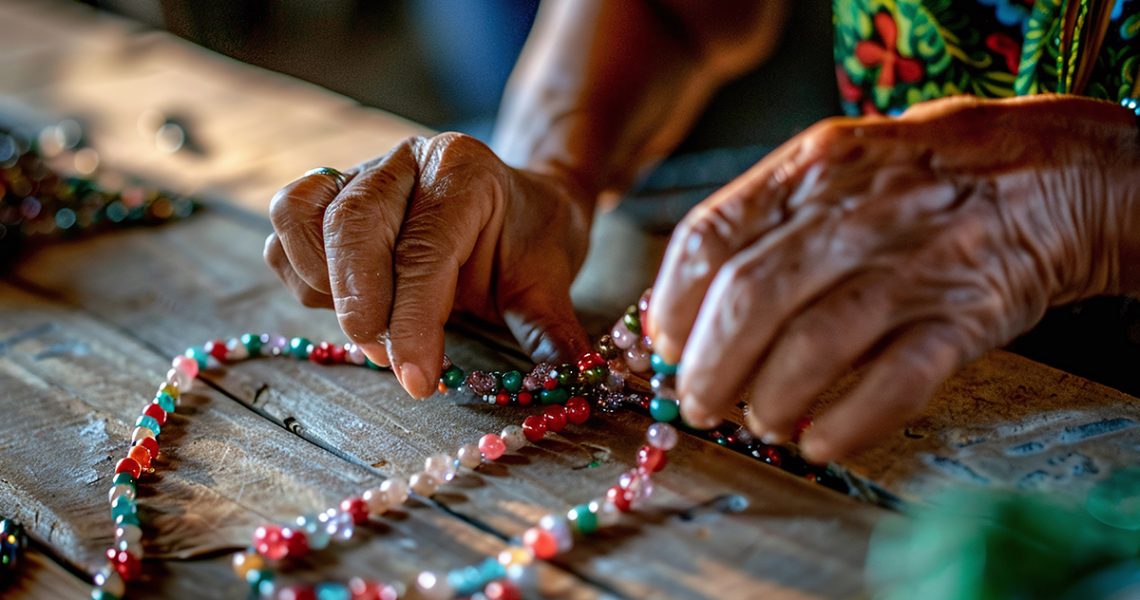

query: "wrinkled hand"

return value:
[648, 95, 1138, 463]
[265, 133, 593, 398]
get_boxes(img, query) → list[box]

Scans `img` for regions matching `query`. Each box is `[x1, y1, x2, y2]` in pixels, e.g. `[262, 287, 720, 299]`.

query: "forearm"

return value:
[1109, 125, 1140, 296]
[492, 0, 786, 210]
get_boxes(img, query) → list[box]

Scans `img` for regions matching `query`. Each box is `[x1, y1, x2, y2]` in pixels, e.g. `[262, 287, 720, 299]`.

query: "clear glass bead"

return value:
[115, 524, 142, 545]
[415, 571, 453, 600]
[590, 498, 621, 527]
[538, 514, 573, 553]
[225, 338, 249, 361]
[296, 513, 331, 550]
[321, 508, 354, 542]
[646, 423, 679, 451]
[265, 333, 289, 356]
[165, 367, 193, 392]
[424, 453, 456, 482]
[380, 477, 409, 505]
[94, 565, 126, 595]
[345, 343, 367, 365]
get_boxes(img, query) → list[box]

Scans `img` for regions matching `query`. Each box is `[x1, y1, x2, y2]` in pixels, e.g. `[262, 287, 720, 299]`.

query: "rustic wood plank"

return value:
[0, 282, 596, 599]
[5, 547, 92, 600]
[9, 207, 882, 598]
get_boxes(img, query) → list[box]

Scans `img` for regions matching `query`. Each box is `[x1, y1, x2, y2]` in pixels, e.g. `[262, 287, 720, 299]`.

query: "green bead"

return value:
[246, 568, 274, 590]
[111, 497, 136, 519]
[183, 347, 209, 372]
[650, 397, 680, 422]
[441, 366, 465, 389]
[240, 333, 262, 356]
[556, 366, 577, 386]
[114, 513, 141, 528]
[111, 473, 137, 489]
[623, 307, 642, 335]
[539, 388, 569, 405]
[650, 353, 678, 375]
[289, 337, 312, 359]
[581, 365, 607, 385]
[91, 591, 120, 600]
[364, 356, 383, 370]
[501, 370, 523, 393]
[568, 503, 598, 534]
[135, 415, 161, 436]
[153, 392, 176, 413]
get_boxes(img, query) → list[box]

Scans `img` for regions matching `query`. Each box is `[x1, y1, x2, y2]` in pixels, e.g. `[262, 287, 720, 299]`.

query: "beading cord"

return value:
[89, 292, 837, 599]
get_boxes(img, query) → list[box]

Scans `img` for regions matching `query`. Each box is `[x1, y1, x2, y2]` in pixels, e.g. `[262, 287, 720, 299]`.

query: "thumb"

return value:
[502, 286, 591, 364]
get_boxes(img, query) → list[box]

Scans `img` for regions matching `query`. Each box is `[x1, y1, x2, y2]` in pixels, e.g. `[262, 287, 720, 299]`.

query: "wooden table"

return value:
[3, 2, 1138, 598]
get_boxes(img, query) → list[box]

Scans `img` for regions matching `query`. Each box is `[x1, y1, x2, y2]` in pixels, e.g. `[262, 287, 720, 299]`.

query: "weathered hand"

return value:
[265, 133, 594, 398]
[648, 95, 1139, 463]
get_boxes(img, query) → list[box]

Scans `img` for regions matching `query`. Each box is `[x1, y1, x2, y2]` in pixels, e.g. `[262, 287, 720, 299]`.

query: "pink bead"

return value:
[610, 321, 636, 349]
[624, 346, 650, 373]
[478, 434, 506, 461]
[171, 355, 198, 379]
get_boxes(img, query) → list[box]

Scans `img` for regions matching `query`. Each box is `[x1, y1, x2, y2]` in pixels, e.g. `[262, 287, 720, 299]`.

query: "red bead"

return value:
[253, 523, 288, 560]
[127, 445, 151, 471]
[309, 342, 332, 365]
[516, 391, 533, 406]
[282, 527, 309, 558]
[522, 526, 558, 559]
[543, 406, 567, 433]
[606, 485, 632, 512]
[329, 343, 346, 363]
[484, 580, 521, 600]
[542, 377, 558, 391]
[132, 436, 159, 461]
[142, 403, 166, 427]
[576, 351, 604, 372]
[349, 578, 399, 600]
[114, 457, 142, 479]
[276, 584, 317, 600]
[637, 445, 667, 473]
[105, 548, 142, 581]
[564, 396, 590, 425]
[804, 472, 820, 484]
[521, 415, 547, 443]
[340, 496, 369, 525]
[764, 447, 783, 466]
[205, 339, 228, 361]
[495, 391, 511, 406]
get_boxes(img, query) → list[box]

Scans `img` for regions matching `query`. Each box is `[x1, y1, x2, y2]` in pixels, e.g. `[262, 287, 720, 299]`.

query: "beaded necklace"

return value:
[89, 293, 833, 599]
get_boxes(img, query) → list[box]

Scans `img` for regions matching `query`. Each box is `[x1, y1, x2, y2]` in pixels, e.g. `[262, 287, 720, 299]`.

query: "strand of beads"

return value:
[0, 516, 27, 587]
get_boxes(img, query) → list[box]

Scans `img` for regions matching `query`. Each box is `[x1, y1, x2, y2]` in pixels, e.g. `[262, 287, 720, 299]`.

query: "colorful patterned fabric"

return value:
[834, 0, 1140, 115]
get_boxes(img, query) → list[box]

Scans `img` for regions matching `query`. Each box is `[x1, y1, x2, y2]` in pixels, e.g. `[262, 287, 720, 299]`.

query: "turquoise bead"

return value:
[649, 353, 678, 375]
[240, 333, 262, 356]
[135, 415, 161, 436]
[441, 366, 465, 389]
[539, 388, 569, 405]
[501, 370, 523, 393]
[568, 503, 598, 534]
[447, 566, 482, 596]
[315, 582, 351, 600]
[114, 513, 141, 528]
[364, 355, 383, 370]
[290, 337, 312, 359]
[91, 591, 120, 600]
[111, 497, 136, 520]
[111, 473, 136, 489]
[478, 556, 506, 581]
[153, 392, 175, 417]
[183, 347, 209, 372]
[153, 392, 176, 414]
[649, 398, 680, 422]
[246, 568, 274, 590]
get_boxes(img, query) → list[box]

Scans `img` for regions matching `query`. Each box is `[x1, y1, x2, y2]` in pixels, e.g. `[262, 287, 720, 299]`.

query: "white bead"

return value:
[345, 343, 367, 365]
[380, 477, 409, 505]
[590, 498, 621, 527]
[115, 524, 142, 545]
[225, 338, 249, 361]
[131, 426, 156, 443]
[457, 444, 482, 469]
[321, 509, 354, 541]
[165, 367, 193, 392]
[424, 453, 456, 482]
[410, 472, 439, 496]
[611, 321, 636, 349]
[416, 571, 453, 600]
[500, 425, 527, 451]
[646, 422, 679, 451]
[362, 488, 390, 515]
[624, 346, 650, 373]
[94, 564, 126, 595]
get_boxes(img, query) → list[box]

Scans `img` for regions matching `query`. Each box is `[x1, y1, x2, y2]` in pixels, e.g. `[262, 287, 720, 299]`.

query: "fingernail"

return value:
[654, 334, 682, 365]
[760, 431, 788, 445]
[398, 362, 431, 400]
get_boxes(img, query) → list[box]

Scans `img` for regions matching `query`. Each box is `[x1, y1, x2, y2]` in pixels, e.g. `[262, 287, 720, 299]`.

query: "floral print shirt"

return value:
[834, 0, 1140, 115]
